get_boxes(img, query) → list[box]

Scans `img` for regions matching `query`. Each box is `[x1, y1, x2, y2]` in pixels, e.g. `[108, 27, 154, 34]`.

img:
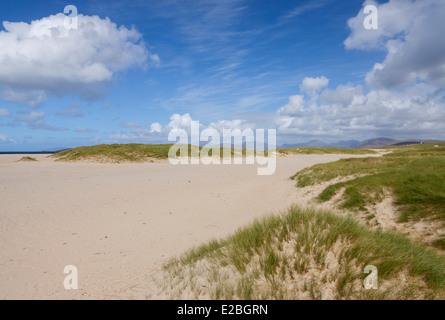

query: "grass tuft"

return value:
[291, 143, 445, 222]
[162, 206, 445, 299]
[17, 156, 37, 162]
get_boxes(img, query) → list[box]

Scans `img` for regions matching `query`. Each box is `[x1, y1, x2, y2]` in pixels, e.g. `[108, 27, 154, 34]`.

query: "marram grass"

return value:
[162, 206, 445, 300]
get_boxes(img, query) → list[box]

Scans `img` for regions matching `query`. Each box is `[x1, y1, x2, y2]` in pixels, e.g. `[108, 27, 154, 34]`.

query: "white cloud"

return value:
[299, 76, 329, 96]
[208, 119, 251, 132]
[166, 113, 193, 130]
[0, 13, 155, 104]
[269, 0, 444, 142]
[277, 94, 305, 116]
[0, 133, 16, 143]
[150, 122, 162, 133]
[1, 88, 46, 107]
[320, 84, 365, 108]
[276, 79, 445, 140]
[15, 111, 67, 131]
[345, 0, 445, 89]
[111, 1, 445, 146]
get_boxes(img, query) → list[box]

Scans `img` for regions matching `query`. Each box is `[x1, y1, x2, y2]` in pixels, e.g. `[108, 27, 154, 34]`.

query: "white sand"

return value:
[0, 153, 377, 299]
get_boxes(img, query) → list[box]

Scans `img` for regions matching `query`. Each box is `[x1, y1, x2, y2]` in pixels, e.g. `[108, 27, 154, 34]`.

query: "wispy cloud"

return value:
[56, 104, 85, 118]
[75, 127, 97, 133]
[119, 121, 141, 128]
[279, 0, 331, 23]
[15, 111, 67, 131]
[0, 107, 11, 117]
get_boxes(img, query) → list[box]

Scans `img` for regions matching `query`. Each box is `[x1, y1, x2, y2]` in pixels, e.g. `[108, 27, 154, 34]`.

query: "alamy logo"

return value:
[363, 5, 378, 30]
[64, 265, 78, 290]
[64, 5, 78, 30]
[167, 121, 277, 175]
[363, 265, 378, 290]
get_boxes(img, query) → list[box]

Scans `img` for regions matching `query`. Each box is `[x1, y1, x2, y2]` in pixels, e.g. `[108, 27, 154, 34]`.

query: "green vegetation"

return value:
[163, 206, 445, 299]
[159, 143, 445, 299]
[52, 144, 174, 162]
[279, 147, 376, 155]
[291, 144, 445, 223]
[51, 143, 271, 162]
[17, 156, 37, 162]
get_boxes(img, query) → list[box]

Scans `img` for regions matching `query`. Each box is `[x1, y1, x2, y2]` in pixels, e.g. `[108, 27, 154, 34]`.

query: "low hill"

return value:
[281, 140, 360, 149]
[282, 137, 445, 149]
[51, 143, 271, 162]
[17, 156, 37, 162]
[51, 144, 174, 162]
[356, 137, 397, 148]
[278, 147, 376, 155]
[358, 138, 445, 148]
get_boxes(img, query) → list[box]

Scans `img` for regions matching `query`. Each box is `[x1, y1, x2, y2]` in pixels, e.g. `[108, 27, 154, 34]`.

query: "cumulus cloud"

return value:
[150, 122, 162, 133]
[165, 113, 194, 131]
[276, 77, 445, 140]
[277, 94, 305, 116]
[320, 84, 365, 108]
[270, 0, 445, 142]
[345, 0, 445, 89]
[299, 76, 329, 96]
[0, 13, 156, 104]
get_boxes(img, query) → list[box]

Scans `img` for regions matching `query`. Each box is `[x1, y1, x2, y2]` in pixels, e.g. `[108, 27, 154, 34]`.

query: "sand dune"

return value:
[0, 153, 379, 299]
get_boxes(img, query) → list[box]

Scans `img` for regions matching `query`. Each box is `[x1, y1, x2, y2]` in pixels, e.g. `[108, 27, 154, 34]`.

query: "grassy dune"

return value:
[51, 144, 174, 162]
[17, 156, 37, 162]
[279, 147, 376, 155]
[163, 206, 445, 299]
[291, 143, 445, 250]
[51, 143, 374, 162]
[291, 144, 445, 222]
[51, 143, 271, 162]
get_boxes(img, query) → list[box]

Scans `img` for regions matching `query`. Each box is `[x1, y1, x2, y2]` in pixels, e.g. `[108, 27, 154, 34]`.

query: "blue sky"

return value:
[0, 0, 444, 151]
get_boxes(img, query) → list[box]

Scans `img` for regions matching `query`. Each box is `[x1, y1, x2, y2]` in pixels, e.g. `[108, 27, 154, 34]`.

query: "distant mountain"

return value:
[281, 137, 445, 149]
[356, 137, 396, 148]
[358, 138, 445, 148]
[281, 139, 360, 149]
[43, 147, 71, 153]
[281, 140, 330, 148]
[0, 147, 71, 154]
[391, 141, 421, 146]
[335, 140, 362, 148]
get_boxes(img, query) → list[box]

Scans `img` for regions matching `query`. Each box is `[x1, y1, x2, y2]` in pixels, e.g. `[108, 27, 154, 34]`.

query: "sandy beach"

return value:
[0, 153, 379, 299]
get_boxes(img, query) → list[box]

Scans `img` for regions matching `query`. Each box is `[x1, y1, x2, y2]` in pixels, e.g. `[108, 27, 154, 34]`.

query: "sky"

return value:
[0, 0, 444, 151]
